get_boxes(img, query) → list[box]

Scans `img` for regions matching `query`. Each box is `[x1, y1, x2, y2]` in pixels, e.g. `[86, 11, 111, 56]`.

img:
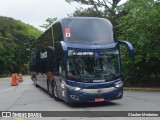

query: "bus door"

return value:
[53, 41, 68, 100]
[53, 60, 68, 101]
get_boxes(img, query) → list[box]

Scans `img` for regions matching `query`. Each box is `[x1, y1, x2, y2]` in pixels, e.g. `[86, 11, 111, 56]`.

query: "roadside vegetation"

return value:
[0, 16, 42, 75]
[0, 0, 160, 87]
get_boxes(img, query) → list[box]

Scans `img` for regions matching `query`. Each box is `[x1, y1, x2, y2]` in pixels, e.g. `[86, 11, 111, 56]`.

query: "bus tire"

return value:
[48, 80, 53, 98]
[33, 79, 38, 87]
[48, 80, 60, 101]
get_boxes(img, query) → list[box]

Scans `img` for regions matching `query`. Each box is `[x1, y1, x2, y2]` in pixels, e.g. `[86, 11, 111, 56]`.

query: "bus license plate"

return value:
[95, 98, 104, 102]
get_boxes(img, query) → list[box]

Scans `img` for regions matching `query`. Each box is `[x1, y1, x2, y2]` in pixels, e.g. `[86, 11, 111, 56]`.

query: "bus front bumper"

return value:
[66, 87, 123, 104]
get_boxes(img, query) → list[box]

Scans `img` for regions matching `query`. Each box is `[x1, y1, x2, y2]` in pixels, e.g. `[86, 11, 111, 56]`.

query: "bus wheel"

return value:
[53, 83, 58, 99]
[48, 80, 60, 101]
[33, 79, 38, 87]
[48, 80, 53, 98]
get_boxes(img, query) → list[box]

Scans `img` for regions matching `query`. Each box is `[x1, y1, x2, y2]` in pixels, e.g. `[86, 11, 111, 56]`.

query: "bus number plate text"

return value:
[95, 98, 104, 102]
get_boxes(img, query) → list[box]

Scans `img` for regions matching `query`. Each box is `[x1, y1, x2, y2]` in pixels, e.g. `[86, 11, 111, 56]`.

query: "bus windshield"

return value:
[67, 49, 121, 83]
[62, 18, 114, 45]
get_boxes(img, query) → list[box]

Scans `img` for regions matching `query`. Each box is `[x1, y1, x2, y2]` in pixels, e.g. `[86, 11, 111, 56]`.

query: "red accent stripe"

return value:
[65, 28, 70, 33]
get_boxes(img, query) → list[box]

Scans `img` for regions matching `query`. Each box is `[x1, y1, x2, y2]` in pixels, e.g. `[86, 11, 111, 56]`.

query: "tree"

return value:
[40, 17, 57, 29]
[71, 7, 103, 17]
[66, 0, 122, 25]
[0, 36, 16, 74]
[0, 16, 41, 74]
[118, 0, 160, 86]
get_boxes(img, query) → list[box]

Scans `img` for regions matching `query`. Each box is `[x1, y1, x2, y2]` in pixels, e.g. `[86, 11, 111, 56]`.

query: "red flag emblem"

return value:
[65, 28, 71, 37]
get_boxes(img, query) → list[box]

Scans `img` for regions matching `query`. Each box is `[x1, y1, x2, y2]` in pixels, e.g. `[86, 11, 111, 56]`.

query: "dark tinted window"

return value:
[36, 28, 53, 50]
[53, 23, 63, 43]
[30, 49, 36, 72]
[35, 47, 55, 73]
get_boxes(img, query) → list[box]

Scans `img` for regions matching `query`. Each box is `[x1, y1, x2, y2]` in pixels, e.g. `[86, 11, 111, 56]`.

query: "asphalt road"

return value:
[0, 76, 160, 120]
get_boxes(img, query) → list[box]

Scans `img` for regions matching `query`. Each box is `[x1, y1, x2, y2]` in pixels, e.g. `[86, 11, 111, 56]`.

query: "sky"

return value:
[0, 0, 127, 31]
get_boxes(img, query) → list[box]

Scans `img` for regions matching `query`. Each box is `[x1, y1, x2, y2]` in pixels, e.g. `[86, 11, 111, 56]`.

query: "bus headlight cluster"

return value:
[61, 80, 81, 91]
[117, 91, 123, 97]
[115, 81, 123, 88]
[67, 85, 81, 91]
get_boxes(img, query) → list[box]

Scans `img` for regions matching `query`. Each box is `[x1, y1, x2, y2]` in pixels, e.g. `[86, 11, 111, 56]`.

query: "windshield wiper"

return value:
[108, 72, 121, 79]
[70, 74, 94, 82]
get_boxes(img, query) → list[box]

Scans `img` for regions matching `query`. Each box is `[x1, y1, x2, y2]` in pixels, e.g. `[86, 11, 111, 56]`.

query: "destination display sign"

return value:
[73, 52, 93, 56]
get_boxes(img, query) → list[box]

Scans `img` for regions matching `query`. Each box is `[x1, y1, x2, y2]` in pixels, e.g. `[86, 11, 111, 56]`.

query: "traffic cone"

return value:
[17, 73, 23, 82]
[11, 73, 18, 86]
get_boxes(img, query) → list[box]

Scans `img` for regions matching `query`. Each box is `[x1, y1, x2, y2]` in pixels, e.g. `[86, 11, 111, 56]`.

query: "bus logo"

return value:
[40, 51, 47, 59]
[97, 89, 102, 94]
[93, 79, 105, 82]
[91, 45, 100, 49]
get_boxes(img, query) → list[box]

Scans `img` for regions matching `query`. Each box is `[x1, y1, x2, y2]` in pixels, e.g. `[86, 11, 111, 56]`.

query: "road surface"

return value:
[0, 76, 159, 120]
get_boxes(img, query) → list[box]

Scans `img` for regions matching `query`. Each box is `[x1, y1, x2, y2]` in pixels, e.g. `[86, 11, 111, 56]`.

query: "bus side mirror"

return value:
[118, 40, 134, 59]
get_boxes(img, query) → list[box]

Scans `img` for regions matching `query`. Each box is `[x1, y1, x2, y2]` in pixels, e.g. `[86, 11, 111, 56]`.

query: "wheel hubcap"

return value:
[49, 83, 52, 94]
[34, 80, 37, 85]
[54, 85, 58, 97]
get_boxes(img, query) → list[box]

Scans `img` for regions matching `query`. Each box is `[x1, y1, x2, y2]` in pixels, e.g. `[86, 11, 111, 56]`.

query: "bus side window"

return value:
[59, 62, 62, 74]
[58, 61, 66, 77]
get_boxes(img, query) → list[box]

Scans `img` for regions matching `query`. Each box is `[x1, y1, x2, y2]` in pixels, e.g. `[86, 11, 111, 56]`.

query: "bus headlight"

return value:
[73, 87, 81, 91]
[67, 85, 81, 91]
[115, 81, 123, 88]
[63, 82, 81, 91]
[61, 80, 82, 91]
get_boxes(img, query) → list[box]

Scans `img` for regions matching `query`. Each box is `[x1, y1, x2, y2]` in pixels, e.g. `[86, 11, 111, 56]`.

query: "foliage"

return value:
[0, 16, 41, 74]
[70, 7, 103, 17]
[118, 0, 160, 86]
[66, 0, 122, 25]
[40, 17, 57, 29]
[0, 37, 16, 73]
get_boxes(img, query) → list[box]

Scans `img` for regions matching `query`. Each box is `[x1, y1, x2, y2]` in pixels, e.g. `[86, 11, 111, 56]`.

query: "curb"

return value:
[124, 87, 160, 91]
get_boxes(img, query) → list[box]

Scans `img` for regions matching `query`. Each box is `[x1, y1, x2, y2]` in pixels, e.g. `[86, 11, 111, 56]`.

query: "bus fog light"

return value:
[70, 95, 79, 100]
[117, 91, 123, 97]
[115, 81, 123, 88]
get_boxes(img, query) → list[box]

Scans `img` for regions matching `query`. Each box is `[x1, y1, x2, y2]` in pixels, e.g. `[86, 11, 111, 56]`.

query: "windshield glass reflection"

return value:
[67, 49, 121, 82]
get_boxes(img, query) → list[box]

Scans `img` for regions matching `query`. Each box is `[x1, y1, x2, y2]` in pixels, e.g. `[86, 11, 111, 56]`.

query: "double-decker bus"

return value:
[30, 17, 133, 104]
